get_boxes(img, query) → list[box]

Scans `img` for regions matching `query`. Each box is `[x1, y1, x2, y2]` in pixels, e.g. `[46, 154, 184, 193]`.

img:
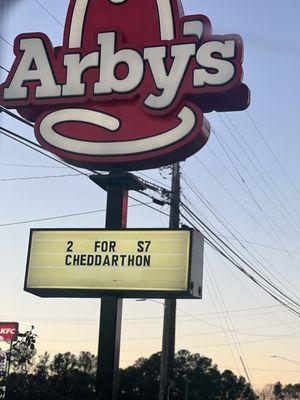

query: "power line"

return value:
[135, 170, 300, 315]
[34, 331, 300, 353]
[139, 171, 300, 255]
[215, 247, 300, 334]
[1, 305, 286, 322]
[0, 209, 107, 227]
[181, 176, 273, 267]
[222, 237, 300, 255]
[206, 256, 254, 384]
[0, 163, 66, 169]
[38, 328, 298, 343]
[212, 126, 300, 242]
[137, 172, 171, 191]
[211, 244, 299, 316]
[0, 173, 82, 182]
[212, 127, 260, 208]
[33, 0, 64, 27]
[180, 205, 300, 317]
[0, 34, 13, 48]
[270, 355, 300, 367]
[0, 65, 9, 73]
[0, 106, 35, 128]
[206, 239, 300, 317]
[129, 195, 169, 218]
[181, 174, 300, 300]
[0, 201, 151, 227]
[195, 155, 300, 257]
[0, 126, 90, 177]
[223, 112, 300, 223]
[240, 356, 253, 387]
[138, 172, 297, 304]
[0, 126, 170, 223]
[204, 260, 242, 374]
[246, 110, 300, 198]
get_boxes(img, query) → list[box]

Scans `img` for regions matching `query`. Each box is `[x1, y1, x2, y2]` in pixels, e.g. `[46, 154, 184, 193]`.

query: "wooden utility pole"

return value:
[159, 162, 180, 400]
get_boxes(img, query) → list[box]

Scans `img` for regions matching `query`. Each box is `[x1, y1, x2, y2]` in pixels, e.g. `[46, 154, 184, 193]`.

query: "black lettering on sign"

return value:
[94, 241, 117, 252]
[65, 254, 72, 266]
[137, 241, 151, 252]
[66, 241, 73, 252]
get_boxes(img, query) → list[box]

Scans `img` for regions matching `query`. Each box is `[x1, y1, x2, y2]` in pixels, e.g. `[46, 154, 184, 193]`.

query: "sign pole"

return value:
[159, 162, 180, 400]
[6, 341, 12, 377]
[96, 174, 127, 400]
[91, 172, 146, 400]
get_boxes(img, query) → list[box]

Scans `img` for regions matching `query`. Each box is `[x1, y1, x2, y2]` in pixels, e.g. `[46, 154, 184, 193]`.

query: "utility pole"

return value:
[159, 162, 180, 400]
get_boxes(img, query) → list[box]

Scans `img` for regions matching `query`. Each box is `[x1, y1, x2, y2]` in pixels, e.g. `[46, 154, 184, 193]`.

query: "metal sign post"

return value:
[90, 172, 146, 400]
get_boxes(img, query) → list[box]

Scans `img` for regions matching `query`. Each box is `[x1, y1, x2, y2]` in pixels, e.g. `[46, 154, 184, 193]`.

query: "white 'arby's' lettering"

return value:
[4, 38, 61, 100]
[144, 43, 195, 109]
[3, 32, 238, 110]
[62, 52, 99, 97]
[193, 40, 236, 87]
[94, 32, 144, 94]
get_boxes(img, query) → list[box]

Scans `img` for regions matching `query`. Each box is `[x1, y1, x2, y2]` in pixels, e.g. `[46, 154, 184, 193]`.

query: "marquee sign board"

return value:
[0, 322, 19, 342]
[24, 228, 204, 299]
[0, 0, 249, 171]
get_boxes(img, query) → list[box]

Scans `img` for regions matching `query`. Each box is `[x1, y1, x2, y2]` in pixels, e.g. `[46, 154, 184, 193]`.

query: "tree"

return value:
[273, 382, 284, 400]
[283, 383, 300, 400]
[5, 349, 259, 400]
[241, 383, 258, 400]
[35, 352, 50, 378]
[5, 351, 96, 400]
[8, 326, 37, 373]
[119, 349, 257, 400]
[77, 351, 97, 375]
[120, 352, 161, 400]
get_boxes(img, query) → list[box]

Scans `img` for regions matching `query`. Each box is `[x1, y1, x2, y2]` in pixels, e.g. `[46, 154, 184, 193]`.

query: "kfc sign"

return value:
[0, 322, 19, 342]
[0, 0, 249, 170]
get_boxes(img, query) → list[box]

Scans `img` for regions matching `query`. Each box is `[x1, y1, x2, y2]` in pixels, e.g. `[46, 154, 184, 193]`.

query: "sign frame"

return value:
[24, 227, 204, 299]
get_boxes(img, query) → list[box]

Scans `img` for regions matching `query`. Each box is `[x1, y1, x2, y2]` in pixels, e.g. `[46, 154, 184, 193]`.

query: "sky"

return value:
[0, 0, 299, 392]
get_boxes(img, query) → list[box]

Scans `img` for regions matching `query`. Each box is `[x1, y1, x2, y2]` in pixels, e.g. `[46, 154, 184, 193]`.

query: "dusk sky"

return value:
[0, 0, 299, 392]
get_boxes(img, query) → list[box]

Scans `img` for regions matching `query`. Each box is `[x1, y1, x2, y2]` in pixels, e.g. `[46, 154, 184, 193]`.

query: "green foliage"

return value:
[9, 326, 37, 373]
[273, 382, 284, 400]
[10, 349, 300, 400]
[283, 383, 300, 399]
[5, 351, 96, 400]
[119, 349, 258, 400]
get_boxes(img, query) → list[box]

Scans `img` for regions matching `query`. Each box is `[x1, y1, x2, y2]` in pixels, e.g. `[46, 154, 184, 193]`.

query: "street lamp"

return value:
[136, 298, 167, 307]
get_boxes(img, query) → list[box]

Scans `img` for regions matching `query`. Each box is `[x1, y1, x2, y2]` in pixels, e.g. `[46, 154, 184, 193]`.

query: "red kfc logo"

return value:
[0, 322, 19, 342]
[0, 0, 249, 171]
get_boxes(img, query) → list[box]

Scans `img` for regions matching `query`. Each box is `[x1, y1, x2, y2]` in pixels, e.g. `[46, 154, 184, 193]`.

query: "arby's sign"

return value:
[0, 0, 249, 170]
[0, 322, 19, 342]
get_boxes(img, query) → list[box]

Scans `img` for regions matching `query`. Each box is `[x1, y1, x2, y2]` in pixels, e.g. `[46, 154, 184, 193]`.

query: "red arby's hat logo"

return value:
[0, 0, 250, 171]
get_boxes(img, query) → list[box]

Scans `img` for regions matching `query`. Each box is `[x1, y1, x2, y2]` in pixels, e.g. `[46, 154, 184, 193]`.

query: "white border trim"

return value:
[68, 0, 90, 48]
[156, 0, 175, 40]
[39, 106, 195, 156]
[68, 0, 175, 48]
